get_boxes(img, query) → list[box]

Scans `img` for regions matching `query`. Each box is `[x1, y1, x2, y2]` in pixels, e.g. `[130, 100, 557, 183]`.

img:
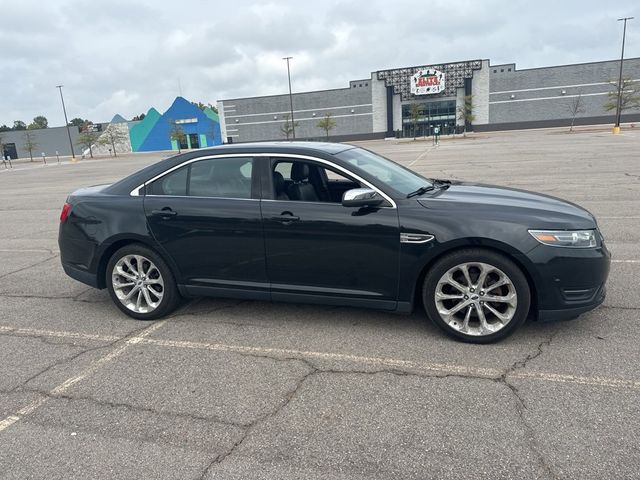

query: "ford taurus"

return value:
[58, 142, 610, 342]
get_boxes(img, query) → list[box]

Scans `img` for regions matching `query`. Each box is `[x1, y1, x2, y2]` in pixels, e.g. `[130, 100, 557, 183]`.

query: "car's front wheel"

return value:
[422, 249, 530, 343]
[106, 244, 181, 320]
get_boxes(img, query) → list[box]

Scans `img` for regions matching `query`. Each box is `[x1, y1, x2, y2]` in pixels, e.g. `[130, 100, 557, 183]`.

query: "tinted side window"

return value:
[189, 157, 253, 198]
[146, 166, 188, 196]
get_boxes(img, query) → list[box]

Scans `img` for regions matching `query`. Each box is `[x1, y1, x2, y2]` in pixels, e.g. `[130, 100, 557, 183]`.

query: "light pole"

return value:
[282, 56, 295, 139]
[56, 85, 75, 159]
[613, 16, 634, 133]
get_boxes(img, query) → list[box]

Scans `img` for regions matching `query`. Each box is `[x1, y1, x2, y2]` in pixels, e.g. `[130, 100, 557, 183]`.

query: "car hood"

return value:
[416, 182, 597, 229]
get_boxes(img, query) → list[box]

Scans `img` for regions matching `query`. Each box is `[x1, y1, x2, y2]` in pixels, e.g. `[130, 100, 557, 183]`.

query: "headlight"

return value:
[528, 229, 597, 248]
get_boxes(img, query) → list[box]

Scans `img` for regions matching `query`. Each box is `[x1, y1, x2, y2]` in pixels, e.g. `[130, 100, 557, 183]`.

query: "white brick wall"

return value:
[371, 74, 388, 134]
[472, 60, 491, 125]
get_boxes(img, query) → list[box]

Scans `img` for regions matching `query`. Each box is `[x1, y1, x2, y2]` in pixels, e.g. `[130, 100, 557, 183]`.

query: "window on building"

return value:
[401, 100, 457, 137]
[500, 69, 504, 73]
[508, 68, 512, 72]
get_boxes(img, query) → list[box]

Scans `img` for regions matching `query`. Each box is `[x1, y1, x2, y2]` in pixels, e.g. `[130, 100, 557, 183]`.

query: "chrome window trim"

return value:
[130, 153, 397, 208]
[145, 195, 259, 201]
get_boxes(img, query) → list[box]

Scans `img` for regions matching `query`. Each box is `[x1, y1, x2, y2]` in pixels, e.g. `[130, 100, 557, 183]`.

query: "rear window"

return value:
[145, 157, 253, 198]
[146, 166, 188, 196]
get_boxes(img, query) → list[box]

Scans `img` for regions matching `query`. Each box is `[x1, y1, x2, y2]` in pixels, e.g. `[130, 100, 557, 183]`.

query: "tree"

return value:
[280, 113, 299, 140]
[604, 77, 640, 117]
[0, 125, 10, 132]
[97, 125, 129, 157]
[192, 101, 218, 113]
[76, 123, 100, 158]
[13, 120, 26, 131]
[456, 95, 475, 137]
[316, 113, 336, 140]
[68, 118, 87, 127]
[168, 120, 187, 153]
[28, 116, 48, 130]
[567, 91, 585, 132]
[131, 113, 146, 121]
[408, 103, 422, 139]
[23, 131, 38, 162]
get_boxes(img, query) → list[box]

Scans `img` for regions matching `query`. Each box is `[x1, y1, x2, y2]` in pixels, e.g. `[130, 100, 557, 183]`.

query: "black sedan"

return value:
[59, 142, 610, 343]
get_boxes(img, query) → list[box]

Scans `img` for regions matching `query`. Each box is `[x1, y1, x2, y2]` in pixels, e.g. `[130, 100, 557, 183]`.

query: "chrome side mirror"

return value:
[341, 188, 384, 208]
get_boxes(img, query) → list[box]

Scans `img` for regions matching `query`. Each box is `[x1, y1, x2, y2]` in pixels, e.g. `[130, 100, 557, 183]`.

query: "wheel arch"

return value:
[411, 239, 539, 315]
[96, 236, 179, 289]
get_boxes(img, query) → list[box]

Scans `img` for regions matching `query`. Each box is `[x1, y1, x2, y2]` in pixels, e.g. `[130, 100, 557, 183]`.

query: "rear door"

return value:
[143, 155, 268, 298]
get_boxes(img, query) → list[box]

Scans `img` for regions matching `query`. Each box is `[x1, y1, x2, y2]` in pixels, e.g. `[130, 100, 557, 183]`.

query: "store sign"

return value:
[411, 68, 445, 95]
[79, 123, 102, 133]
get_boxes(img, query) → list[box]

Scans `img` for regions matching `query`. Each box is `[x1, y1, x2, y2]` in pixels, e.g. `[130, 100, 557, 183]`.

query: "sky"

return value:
[1, 0, 638, 127]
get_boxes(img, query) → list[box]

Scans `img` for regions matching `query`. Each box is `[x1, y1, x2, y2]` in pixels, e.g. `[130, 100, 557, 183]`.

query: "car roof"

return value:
[105, 142, 359, 195]
[193, 141, 357, 155]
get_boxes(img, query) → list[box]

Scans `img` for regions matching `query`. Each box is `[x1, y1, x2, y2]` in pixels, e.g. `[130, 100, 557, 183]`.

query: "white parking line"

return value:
[0, 325, 118, 342]
[409, 146, 436, 167]
[0, 321, 166, 434]
[0, 322, 638, 430]
[138, 337, 502, 378]
[611, 260, 640, 264]
[136, 337, 640, 390]
[0, 249, 59, 254]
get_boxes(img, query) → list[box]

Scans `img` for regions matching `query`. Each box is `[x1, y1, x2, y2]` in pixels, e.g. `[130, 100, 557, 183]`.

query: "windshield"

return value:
[336, 147, 432, 196]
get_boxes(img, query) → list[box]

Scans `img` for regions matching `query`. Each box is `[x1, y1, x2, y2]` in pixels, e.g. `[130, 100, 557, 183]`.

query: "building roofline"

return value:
[489, 56, 640, 72]
[373, 58, 489, 74]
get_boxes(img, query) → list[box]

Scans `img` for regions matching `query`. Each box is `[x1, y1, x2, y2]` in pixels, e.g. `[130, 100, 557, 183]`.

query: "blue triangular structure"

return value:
[136, 97, 222, 152]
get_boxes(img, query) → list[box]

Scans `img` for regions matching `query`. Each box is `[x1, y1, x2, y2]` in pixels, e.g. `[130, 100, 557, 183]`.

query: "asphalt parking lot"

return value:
[0, 126, 638, 479]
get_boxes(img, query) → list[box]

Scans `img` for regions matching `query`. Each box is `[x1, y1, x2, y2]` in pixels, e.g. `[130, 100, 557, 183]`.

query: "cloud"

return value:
[0, 0, 637, 126]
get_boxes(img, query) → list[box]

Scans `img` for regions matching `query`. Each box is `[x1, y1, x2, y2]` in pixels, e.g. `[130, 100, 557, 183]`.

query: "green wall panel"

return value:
[129, 107, 161, 152]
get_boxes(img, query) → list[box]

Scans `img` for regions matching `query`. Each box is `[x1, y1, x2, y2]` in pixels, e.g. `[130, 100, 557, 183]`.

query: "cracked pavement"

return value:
[0, 128, 639, 479]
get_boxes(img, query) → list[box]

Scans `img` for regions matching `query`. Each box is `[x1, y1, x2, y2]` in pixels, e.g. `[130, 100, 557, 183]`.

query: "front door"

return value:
[143, 155, 268, 298]
[261, 158, 400, 309]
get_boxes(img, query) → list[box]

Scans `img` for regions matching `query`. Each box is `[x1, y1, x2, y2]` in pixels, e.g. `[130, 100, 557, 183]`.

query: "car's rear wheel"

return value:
[106, 244, 181, 320]
[422, 249, 530, 343]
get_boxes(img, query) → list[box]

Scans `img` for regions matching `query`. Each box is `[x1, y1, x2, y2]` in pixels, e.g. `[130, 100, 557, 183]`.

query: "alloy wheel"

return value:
[111, 254, 164, 314]
[434, 262, 517, 336]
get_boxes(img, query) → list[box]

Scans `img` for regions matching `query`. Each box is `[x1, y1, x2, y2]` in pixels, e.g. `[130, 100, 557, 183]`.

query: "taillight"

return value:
[60, 202, 72, 223]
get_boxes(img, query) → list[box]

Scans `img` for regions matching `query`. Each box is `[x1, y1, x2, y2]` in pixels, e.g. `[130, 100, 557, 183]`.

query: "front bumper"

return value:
[524, 239, 611, 322]
[537, 285, 606, 321]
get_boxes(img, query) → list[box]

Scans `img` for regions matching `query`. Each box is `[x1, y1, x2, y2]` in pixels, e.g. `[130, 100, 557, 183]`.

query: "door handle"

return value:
[151, 208, 177, 218]
[270, 213, 300, 223]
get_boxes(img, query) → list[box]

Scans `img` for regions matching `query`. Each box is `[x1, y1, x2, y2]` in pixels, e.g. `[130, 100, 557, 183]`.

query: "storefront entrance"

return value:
[188, 134, 200, 149]
[402, 100, 457, 138]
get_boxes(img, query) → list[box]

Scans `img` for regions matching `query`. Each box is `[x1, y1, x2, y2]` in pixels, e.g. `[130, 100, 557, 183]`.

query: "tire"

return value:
[106, 243, 181, 320]
[422, 248, 530, 343]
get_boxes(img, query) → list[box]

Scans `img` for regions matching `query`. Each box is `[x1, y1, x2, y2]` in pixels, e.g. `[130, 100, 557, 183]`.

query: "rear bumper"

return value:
[62, 262, 100, 289]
